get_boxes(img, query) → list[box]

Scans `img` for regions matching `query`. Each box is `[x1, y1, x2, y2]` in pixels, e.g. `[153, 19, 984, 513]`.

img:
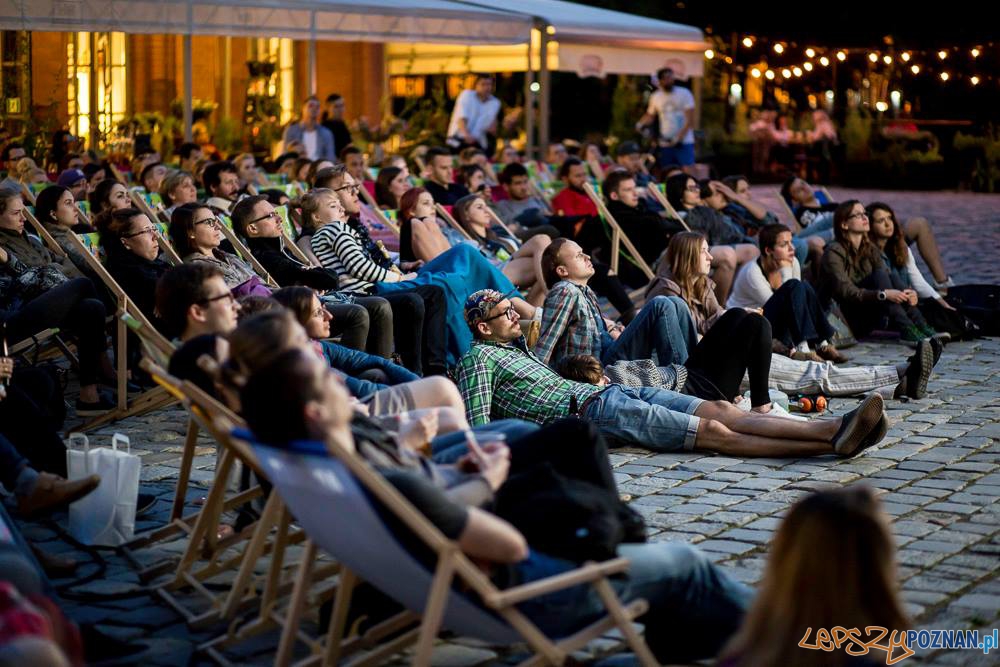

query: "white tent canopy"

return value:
[0, 0, 533, 44]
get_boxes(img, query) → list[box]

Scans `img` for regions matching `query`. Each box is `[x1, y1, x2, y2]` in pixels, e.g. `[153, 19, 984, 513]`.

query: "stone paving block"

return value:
[744, 517, 782, 531]
[695, 539, 757, 556]
[906, 539, 971, 555]
[880, 493, 934, 507]
[729, 500, 787, 515]
[947, 492, 997, 506]
[692, 492, 744, 507]
[663, 503, 719, 515]
[903, 576, 971, 595]
[881, 502, 920, 517]
[925, 502, 981, 515]
[715, 528, 773, 544]
[653, 469, 703, 481]
[950, 593, 1000, 613]
[615, 464, 665, 476]
[897, 460, 947, 473]
[683, 479, 729, 491]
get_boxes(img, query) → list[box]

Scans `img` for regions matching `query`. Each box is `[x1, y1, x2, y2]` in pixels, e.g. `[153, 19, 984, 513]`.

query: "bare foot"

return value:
[751, 403, 773, 415]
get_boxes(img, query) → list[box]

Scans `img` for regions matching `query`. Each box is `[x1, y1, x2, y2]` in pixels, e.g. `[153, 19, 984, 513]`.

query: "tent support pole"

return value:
[308, 12, 318, 96]
[183, 34, 193, 142]
[88, 32, 99, 150]
[524, 32, 535, 160]
[223, 36, 232, 120]
[539, 25, 550, 153]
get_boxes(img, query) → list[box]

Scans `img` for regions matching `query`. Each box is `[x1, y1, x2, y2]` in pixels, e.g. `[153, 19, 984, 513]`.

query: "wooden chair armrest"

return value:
[483, 557, 631, 608]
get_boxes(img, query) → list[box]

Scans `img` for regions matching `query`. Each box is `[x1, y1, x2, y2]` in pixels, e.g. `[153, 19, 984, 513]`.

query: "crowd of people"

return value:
[0, 72, 980, 665]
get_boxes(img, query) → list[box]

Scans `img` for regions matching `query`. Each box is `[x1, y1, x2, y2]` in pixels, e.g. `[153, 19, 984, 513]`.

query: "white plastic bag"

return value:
[66, 433, 140, 546]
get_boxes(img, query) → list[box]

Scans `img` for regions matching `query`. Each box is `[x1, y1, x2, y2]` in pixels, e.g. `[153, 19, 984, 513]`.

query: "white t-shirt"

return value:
[727, 259, 801, 310]
[302, 129, 318, 160]
[647, 86, 696, 145]
[446, 90, 501, 147]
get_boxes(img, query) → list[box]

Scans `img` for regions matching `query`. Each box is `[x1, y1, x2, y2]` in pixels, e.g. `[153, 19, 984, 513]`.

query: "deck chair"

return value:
[646, 183, 691, 231]
[357, 187, 401, 236]
[273, 204, 318, 267]
[581, 183, 655, 282]
[63, 232, 176, 431]
[214, 214, 280, 288]
[434, 204, 474, 241]
[76, 200, 92, 227]
[129, 187, 170, 225]
[241, 432, 657, 667]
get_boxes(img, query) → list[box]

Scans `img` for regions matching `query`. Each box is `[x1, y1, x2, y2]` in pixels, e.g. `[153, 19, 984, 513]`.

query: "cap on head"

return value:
[616, 141, 641, 158]
[57, 168, 86, 187]
[464, 288, 515, 330]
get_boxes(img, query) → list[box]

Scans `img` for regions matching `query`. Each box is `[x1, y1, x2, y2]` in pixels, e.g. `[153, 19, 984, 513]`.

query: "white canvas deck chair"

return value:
[243, 433, 657, 667]
[581, 182, 655, 283]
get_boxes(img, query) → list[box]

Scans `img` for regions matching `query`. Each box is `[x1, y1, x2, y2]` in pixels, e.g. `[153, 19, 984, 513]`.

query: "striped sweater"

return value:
[310, 222, 403, 294]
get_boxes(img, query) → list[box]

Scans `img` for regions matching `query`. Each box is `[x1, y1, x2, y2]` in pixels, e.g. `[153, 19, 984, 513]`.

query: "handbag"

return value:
[66, 433, 140, 546]
[13, 265, 69, 303]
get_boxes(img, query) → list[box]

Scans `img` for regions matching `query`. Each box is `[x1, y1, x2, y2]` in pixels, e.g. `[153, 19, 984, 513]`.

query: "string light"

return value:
[901, 52, 911, 62]
[803, 62, 814, 71]
[764, 69, 776, 80]
[911, 64, 920, 74]
[883, 55, 892, 65]
[875, 101, 888, 112]
[704, 49, 714, 59]
[774, 43, 785, 54]
[750, 67, 762, 78]
[940, 71, 950, 81]
[724, 56, 733, 64]
[836, 51, 847, 61]
[938, 50, 948, 60]
[792, 66, 803, 77]
[805, 48, 816, 58]
[971, 48, 980, 58]
[782, 68, 792, 78]
[971, 75, 980, 85]
[742, 37, 754, 48]
[819, 56, 830, 66]
[868, 53, 878, 63]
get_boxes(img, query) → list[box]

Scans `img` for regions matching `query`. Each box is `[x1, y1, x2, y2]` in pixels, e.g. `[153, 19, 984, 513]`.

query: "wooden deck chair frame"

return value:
[20, 182, 37, 205]
[645, 183, 691, 231]
[581, 182, 655, 281]
[239, 431, 657, 667]
[129, 188, 170, 225]
[213, 220, 280, 288]
[357, 187, 401, 236]
[274, 206, 318, 267]
[76, 202, 92, 228]
[62, 232, 176, 431]
[434, 204, 474, 241]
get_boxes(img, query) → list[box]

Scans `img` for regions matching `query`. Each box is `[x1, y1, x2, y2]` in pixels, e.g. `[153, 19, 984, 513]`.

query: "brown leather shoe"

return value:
[791, 349, 825, 363]
[17, 472, 101, 517]
[817, 344, 849, 364]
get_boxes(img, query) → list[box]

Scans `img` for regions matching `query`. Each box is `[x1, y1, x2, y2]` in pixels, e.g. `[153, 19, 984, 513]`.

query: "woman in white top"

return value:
[729, 223, 846, 362]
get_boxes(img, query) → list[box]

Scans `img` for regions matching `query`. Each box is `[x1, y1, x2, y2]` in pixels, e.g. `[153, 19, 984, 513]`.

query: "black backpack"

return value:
[946, 284, 999, 336]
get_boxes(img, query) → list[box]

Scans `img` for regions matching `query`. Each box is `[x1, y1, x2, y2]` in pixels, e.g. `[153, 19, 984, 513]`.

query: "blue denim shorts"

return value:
[656, 143, 696, 167]
[584, 384, 702, 452]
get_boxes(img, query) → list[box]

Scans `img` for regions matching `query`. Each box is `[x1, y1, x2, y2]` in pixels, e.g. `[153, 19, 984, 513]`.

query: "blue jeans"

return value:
[430, 419, 540, 464]
[655, 143, 696, 167]
[584, 385, 703, 451]
[601, 296, 697, 366]
[514, 542, 753, 663]
[796, 212, 835, 240]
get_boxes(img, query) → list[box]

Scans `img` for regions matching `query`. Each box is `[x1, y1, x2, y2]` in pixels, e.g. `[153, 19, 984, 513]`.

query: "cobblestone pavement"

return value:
[11, 189, 1000, 666]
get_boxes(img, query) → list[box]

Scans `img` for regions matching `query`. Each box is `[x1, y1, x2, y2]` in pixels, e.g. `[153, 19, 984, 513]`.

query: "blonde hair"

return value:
[720, 486, 908, 666]
[289, 187, 337, 233]
[664, 231, 708, 314]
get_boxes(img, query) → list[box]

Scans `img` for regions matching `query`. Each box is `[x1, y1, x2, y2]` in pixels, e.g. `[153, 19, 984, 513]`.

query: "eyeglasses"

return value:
[483, 305, 516, 323]
[333, 184, 360, 194]
[123, 226, 157, 238]
[847, 211, 869, 221]
[199, 290, 235, 306]
[685, 185, 700, 193]
[193, 217, 220, 228]
[248, 211, 279, 225]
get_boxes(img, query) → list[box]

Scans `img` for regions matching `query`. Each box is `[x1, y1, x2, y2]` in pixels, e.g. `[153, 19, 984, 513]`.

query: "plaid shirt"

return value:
[534, 280, 610, 366]
[456, 338, 602, 427]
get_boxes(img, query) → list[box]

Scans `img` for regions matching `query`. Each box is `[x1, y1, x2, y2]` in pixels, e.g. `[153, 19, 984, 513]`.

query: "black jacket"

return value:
[105, 248, 171, 323]
[606, 199, 685, 264]
[245, 236, 339, 290]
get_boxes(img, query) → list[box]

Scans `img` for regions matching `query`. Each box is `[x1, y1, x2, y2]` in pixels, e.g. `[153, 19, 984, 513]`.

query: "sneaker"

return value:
[850, 412, 890, 458]
[831, 394, 885, 456]
[75, 394, 116, 416]
[928, 337, 944, 365]
[816, 344, 849, 364]
[904, 339, 935, 399]
[919, 324, 938, 339]
[18, 472, 101, 517]
[900, 325, 926, 344]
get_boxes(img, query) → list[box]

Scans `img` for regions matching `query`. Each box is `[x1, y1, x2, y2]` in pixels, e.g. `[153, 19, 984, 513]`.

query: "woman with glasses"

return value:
[818, 201, 934, 343]
[101, 207, 172, 325]
[168, 203, 271, 298]
[666, 173, 758, 303]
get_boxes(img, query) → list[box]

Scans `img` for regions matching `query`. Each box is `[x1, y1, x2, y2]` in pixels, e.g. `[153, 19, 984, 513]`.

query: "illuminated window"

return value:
[67, 32, 127, 148]
[250, 38, 295, 124]
[1, 32, 31, 118]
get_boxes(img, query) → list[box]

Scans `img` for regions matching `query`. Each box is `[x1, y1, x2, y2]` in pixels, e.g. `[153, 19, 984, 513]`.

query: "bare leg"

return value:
[903, 217, 947, 283]
[696, 400, 841, 441]
[709, 245, 737, 303]
[385, 406, 468, 435]
[733, 243, 760, 265]
[503, 258, 546, 306]
[693, 417, 832, 457]
[404, 376, 467, 420]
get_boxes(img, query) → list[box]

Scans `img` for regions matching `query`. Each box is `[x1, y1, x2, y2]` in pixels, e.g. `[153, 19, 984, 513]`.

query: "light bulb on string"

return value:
[805, 48, 815, 58]
[792, 66, 803, 77]
[971, 75, 980, 85]
[836, 51, 847, 61]
[782, 68, 792, 78]
[868, 53, 878, 63]
[971, 48, 980, 58]
[774, 43, 785, 54]
[750, 67, 762, 78]
[938, 50, 948, 60]
[705, 49, 714, 59]
[742, 36, 753, 48]
[819, 56, 830, 66]
[940, 71, 950, 81]
[901, 52, 911, 62]
[764, 69, 776, 80]
[883, 55, 892, 65]
[804, 62, 814, 71]
[910, 64, 920, 74]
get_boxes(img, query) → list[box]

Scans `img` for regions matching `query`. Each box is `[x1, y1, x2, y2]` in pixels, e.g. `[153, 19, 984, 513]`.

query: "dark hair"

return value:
[313, 164, 346, 190]
[554, 354, 604, 384]
[779, 175, 798, 204]
[271, 286, 316, 328]
[169, 202, 216, 257]
[375, 166, 403, 209]
[459, 146, 486, 163]
[456, 164, 485, 190]
[89, 178, 124, 215]
[155, 263, 225, 339]
[698, 179, 714, 201]
[82, 162, 106, 182]
[339, 144, 362, 162]
[656, 67, 674, 80]
[258, 188, 289, 206]
[722, 174, 747, 191]
[325, 93, 343, 103]
[867, 202, 908, 269]
[832, 199, 875, 266]
[230, 194, 269, 239]
[221, 310, 301, 397]
[399, 187, 428, 222]
[557, 157, 583, 180]
[473, 73, 494, 83]
[34, 185, 71, 225]
[237, 295, 281, 321]
[241, 349, 322, 445]
[290, 158, 312, 182]
[601, 168, 633, 199]
[757, 223, 792, 274]
[453, 194, 502, 247]
[665, 172, 696, 210]
[0, 187, 22, 214]
[1, 142, 24, 162]
[499, 162, 528, 185]
[139, 161, 163, 187]
[540, 237, 574, 288]
[99, 207, 148, 253]
[178, 142, 201, 160]
[202, 161, 237, 193]
[425, 146, 452, 164]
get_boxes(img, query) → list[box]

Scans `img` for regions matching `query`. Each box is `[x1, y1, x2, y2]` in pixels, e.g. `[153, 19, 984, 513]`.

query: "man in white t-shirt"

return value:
[446, 74, 501, 152]
[637, 67, 696, 170]
[282, 96, 336, 161]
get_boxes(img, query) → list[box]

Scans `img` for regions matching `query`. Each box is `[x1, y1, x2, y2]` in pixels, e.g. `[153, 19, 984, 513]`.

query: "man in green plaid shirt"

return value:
[456, 289, 888, 456]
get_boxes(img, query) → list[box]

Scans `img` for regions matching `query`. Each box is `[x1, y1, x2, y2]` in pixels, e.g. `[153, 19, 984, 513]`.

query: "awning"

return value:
[0, 0, 534, 44]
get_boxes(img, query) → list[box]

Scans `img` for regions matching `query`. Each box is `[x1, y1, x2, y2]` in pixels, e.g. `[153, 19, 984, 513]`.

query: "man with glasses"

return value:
[457, 288, 888, 458]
